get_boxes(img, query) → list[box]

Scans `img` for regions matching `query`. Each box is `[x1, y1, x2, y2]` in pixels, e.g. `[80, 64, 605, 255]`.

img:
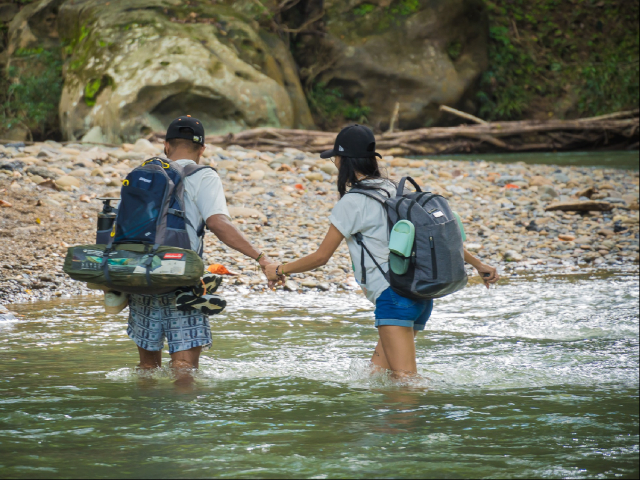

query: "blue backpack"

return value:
[105, 157, 213, 256]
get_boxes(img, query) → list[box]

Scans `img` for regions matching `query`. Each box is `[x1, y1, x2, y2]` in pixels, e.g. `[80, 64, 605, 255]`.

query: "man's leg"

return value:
[138, 347, 162, 369]
[170, 346, 202, 369]
[170, 346, 202, 388]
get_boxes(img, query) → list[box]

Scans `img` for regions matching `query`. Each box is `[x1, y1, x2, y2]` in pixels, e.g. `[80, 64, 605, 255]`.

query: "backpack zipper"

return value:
[429, 236, 438, 279]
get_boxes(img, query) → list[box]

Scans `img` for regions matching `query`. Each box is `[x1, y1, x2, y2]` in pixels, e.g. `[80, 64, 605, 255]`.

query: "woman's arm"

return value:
[266, 225, 344, 280]
[464, 248, 500, 288]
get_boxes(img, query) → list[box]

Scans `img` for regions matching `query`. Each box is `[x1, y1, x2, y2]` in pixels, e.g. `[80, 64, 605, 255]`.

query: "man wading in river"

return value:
[126, 116, 274, 384]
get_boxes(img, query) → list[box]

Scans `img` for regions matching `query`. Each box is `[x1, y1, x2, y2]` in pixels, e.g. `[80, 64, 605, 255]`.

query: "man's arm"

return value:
[206, 214, 270, 268]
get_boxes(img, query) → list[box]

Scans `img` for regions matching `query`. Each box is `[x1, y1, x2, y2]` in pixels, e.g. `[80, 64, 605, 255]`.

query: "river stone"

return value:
[495, 175, 527, 186]
[55, 0, 314, 142]
[504, 250, 523, 262]
[0, 305, 17, 321]
[55, 175, 81, 188]
[228, 207, 267, 224]
[538, 186, 559, 198]
[26, 166, 58, 179]
[530, 175, 553, 187]
[81, 126, 106, 144]
[305, 172, 324, 182]
[283, 280, 300, 292]
[249, 170, 266, 181]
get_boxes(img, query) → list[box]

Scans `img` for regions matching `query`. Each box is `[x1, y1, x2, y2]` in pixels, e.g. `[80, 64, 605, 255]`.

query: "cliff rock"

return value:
[56, 0, 315, 142]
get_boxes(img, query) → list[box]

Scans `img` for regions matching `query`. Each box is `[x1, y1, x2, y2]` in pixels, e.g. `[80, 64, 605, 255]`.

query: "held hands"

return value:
[258, 255, 285, 288]
[265, 263, 281, 282]
[475, 263, 499, 289]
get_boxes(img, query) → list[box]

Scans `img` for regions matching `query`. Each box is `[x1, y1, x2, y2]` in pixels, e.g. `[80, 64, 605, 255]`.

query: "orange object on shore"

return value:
[504, 184, 520, 189]
[207, 264, 238, 276]
[294, 184, 304, 190]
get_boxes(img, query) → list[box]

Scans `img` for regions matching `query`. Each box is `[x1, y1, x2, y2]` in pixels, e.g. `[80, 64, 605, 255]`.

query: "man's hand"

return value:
[265, 263, 280, 282]
[475, 263, 499, 289]
[258, 255, 281, 288]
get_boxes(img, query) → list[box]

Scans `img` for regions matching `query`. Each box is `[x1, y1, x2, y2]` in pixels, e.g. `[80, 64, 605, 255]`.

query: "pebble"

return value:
[0, 140, 638, 304]
[56, 175, 81, 188]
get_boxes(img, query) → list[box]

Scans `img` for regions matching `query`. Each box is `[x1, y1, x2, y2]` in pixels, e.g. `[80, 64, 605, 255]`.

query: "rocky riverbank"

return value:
[1, 139, 638, 306]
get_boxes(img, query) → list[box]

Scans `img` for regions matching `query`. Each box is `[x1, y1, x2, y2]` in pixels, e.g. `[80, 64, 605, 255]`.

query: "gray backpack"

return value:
[348, 177, 468, 300]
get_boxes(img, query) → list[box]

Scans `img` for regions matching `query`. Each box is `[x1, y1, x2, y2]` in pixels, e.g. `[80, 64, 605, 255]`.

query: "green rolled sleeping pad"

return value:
[63, 244, 204, 295]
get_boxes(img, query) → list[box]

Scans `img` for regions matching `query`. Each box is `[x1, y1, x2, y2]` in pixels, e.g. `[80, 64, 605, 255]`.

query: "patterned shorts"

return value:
[127, 293, 212, 355]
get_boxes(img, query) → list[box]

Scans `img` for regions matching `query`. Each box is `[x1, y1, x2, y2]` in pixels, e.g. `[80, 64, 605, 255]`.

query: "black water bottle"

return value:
[96, 198, 119, 244]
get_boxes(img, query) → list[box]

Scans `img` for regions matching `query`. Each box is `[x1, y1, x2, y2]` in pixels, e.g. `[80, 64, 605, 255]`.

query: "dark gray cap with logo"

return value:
[166, 115, 205, 146]
[320, 124, 382, 159]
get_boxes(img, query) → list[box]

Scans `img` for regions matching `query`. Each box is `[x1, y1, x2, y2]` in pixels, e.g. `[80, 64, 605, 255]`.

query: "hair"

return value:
[166, 137, 202, 154]
[337, 156, 385, 198]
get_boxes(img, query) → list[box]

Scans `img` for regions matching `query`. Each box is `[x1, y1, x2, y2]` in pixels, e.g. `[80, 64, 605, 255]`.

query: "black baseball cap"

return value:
[166, 115, 205, 145]
[320, 124, 381, 159]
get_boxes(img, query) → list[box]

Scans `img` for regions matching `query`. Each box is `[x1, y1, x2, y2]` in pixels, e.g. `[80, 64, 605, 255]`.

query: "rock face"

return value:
[294, 0, 489, 130]
[56, 0, 315, 142]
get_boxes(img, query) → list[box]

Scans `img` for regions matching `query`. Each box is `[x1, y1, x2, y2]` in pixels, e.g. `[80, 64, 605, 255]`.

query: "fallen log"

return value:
[146, 109, 639, 156]
[545, 201, 613, 212]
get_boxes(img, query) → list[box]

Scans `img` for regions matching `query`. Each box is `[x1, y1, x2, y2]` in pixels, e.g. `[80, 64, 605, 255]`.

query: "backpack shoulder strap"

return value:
[347, 187, 391, 206]
[183, 164, 216, 178]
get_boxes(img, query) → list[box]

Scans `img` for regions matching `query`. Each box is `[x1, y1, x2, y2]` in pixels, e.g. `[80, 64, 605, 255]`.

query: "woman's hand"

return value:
[475, 263, 499, 288]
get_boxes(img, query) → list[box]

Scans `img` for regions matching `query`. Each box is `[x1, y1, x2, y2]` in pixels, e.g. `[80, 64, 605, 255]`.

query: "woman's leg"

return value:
[371, 340, 391, 371]
[377, 325, 418, 376]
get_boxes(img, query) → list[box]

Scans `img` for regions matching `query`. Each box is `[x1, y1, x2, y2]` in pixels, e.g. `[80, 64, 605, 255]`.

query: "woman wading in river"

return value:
[266, 125, 500, 378]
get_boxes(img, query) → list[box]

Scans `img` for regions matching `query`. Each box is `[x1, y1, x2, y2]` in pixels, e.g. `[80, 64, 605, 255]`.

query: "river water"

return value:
[0, 272, 638, 478]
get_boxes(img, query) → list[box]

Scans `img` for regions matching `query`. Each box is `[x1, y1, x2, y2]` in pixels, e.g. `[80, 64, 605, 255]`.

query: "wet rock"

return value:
[554, 173, 571, 183]
[538, 186, 559, 198]
[0, 305, 17, 321]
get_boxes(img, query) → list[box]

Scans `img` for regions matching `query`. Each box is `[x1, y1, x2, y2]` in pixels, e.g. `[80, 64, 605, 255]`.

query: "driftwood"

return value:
[154, 108, 637, 156]
[545, 201, 613, 212]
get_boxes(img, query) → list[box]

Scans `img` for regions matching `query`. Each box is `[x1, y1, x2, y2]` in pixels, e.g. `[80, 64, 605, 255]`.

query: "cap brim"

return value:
[320, 150, 335, 159]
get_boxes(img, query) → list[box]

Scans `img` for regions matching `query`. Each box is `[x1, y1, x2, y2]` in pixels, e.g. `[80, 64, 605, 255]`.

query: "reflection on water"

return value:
[1, 272, 638, 479]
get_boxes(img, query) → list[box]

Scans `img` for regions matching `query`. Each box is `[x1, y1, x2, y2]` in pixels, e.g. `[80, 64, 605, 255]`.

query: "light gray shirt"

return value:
[176, 159, 230, 252]
[329, 180, 396, 304]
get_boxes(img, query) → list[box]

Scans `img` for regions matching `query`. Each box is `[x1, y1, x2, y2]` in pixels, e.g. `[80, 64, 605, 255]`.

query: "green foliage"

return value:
[447, 41, 463, 61]
[391, 0, 420, 16]
[353, 3, 376, 17]
[478, 0, 640, 120]
[84, 79, 102, 107]
[1, 48, 63, 138]
[307, 83, 371, 126]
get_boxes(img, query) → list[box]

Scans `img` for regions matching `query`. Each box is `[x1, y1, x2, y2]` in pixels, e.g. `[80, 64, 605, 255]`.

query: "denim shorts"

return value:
[374, 288, 434, 331]
[127, 293, 212, 355]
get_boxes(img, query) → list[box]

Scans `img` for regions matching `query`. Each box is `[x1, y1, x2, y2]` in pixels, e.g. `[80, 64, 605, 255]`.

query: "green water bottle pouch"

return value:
[389, 220, 415, 275]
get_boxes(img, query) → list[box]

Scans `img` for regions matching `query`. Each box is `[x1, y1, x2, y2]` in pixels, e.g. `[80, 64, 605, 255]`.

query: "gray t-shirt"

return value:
[329, 180, 396, 304]
[176, 159, 230, 252]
